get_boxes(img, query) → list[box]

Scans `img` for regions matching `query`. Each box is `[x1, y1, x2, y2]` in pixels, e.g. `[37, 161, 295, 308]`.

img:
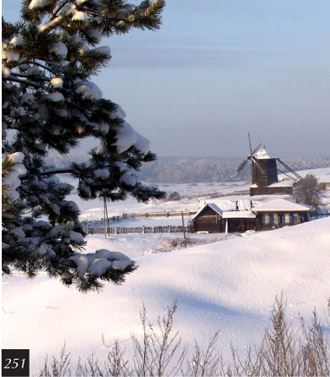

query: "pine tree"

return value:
[2, 0, 165, 291]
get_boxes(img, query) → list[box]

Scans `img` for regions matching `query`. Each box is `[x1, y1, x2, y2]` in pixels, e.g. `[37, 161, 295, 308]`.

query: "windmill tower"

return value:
[237, 134, 302, 196]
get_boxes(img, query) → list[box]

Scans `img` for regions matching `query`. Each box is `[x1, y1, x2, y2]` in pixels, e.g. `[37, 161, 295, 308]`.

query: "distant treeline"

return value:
[49, 155, 330, 183]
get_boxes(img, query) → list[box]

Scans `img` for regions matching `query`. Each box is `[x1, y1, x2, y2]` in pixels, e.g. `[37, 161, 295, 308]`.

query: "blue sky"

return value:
[3, 0, 330, 157]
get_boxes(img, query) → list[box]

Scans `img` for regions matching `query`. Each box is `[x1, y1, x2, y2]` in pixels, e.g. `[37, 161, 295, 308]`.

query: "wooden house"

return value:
[253, 198, 312, 230]
[191, 203, 256, 233]
[191, 198, 311, 233]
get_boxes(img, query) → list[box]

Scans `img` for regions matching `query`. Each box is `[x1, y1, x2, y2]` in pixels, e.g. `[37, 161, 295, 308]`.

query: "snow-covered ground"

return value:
[2, 216, 330, 375]
[2, 170, 330, 375]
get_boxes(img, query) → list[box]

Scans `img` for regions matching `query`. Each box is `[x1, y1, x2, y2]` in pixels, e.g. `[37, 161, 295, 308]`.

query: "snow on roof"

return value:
[222, 211, 256, 219]
[191, 203, 223, 220]
[250, 180, 295, 188]
[253, 147, 279, 160]
[253, 198, 312, 212]
[192, 203, 255, 219]
[202, 199, 237, 211]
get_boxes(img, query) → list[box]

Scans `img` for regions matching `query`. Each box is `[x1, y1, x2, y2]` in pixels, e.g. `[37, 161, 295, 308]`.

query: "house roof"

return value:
[191, 203, 223, 220]
[253, 147, 279, 160]
[222, 211, 256, 219]
[253, 198, 312, 212]
[192, 203, 256, 220]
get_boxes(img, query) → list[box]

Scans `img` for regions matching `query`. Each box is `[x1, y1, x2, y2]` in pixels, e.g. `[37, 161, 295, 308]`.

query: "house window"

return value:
[285, 213, 290, 224]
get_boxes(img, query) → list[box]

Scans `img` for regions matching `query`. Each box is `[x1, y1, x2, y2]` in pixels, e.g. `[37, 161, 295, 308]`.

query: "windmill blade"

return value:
[277, 167, 298, 181]
[248, 132, 253, 154]
[251, 156, 267, 174]
[236, 158, 248, 173]
[250, 142, 263, 157]
[278, 159, 303, 180]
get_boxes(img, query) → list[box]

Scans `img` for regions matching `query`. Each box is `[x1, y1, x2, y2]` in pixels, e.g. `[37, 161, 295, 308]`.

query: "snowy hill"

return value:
[2, 217, 330, 374]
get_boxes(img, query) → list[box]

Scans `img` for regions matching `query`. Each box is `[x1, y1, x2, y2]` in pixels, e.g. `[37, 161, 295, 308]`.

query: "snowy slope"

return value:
[2, 217, 330, 375]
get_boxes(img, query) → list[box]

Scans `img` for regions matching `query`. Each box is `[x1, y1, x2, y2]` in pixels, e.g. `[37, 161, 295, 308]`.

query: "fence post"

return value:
[181, 211, 187, 248]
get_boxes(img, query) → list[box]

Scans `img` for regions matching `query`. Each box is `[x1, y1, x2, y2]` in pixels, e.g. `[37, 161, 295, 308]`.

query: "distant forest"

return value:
[50, 155, 330, 183]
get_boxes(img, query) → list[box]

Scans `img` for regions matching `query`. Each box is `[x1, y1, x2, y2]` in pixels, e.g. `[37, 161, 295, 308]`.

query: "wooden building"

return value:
[236, 143, 302, 196]
[249, 148, 294, 196]
[252, 198, 311, 230]
[191, 203, 256, 234]
[191, 199, 311, 233]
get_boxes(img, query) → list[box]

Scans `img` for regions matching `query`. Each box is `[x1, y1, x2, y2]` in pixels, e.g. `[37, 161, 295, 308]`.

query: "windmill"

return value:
[237, 134, 302, 195]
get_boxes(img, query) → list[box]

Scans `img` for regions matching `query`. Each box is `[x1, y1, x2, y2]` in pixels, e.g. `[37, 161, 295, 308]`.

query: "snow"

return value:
[9, 227, 25, 240]
[253, 198, 312, 212]
[93, 46, 111, 58]
[134, 132, 151, 154]
[86, 27, 103, 43]
[21, 93, 35, 103]
[50, 77, 63, 89]
[120, 172, 137, 186]
[115, 121, 138, 153]
[71, 10, 88, 22]
[94, 168, 110, 179]
[69, 250, 134, 278]
[75, 0, 89, 5]
[3, 217, 330, 375]
[2, 64, 10, 78]
[69, 231, 86, 245]
[88, 258, 112, 276]
[28, 0, 51, 9]
[253, 146, 279, 159]
[50, 42, 68, 58]
[222, 210, 255, 218]
[2, 48, 20, 63]
[3, 152, 27, 200]
[46, 92, 64, 102]
[112, 259, 133, 271]
[9, 34, 25, 46]
[70, 254, 89, 277]
[76, 81, 103, 100]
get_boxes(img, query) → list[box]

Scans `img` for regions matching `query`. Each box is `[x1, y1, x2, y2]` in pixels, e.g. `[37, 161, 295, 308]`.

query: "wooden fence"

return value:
[87, 225, 191, 235]
[83, 210, 197, 225]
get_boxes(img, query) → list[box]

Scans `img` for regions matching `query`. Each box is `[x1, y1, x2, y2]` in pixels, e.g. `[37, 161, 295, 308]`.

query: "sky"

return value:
[2, 0, 330, 158]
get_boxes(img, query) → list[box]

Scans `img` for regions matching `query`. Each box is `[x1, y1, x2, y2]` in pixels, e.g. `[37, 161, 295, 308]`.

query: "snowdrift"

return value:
[2, 217, 330, 373]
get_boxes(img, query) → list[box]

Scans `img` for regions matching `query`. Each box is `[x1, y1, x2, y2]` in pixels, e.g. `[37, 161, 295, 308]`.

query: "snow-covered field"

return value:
[2, 216, 330, 375]
[2, 171, 330, 375]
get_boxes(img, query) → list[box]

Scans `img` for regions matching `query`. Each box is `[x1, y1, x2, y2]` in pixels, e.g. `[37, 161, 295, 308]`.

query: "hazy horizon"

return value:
[3, 0, 330, 158]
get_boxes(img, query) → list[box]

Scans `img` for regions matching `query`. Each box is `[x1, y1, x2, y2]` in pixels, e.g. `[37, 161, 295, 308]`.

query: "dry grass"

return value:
[38, 296, 330, 377]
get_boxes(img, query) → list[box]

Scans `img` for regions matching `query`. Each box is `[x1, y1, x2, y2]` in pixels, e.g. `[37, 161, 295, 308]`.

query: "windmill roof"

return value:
[253, 198, 312, 212]
[253, 147, 279, 160]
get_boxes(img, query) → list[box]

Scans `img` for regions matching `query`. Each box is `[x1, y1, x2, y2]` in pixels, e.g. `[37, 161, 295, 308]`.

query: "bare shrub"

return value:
[185, 331, 222, 377]
[38, 297, 330, 377]
[131, 300, 186, 377]
[154, 237, 219, 253]
[39, 344, 72, 377]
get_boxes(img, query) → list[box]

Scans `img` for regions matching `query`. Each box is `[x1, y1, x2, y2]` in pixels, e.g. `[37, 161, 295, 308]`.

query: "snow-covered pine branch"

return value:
[2, 0, 165, 291]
